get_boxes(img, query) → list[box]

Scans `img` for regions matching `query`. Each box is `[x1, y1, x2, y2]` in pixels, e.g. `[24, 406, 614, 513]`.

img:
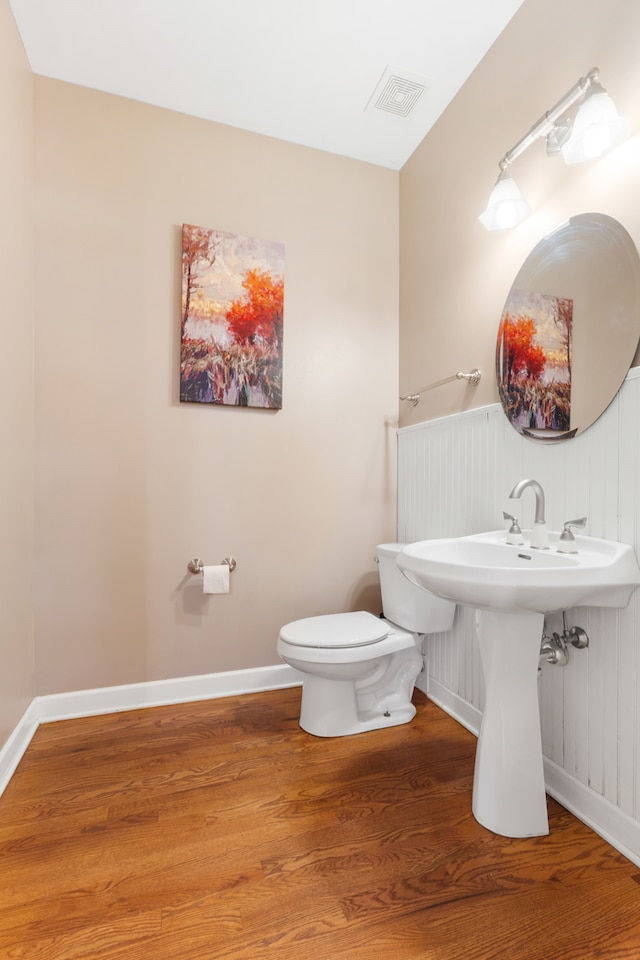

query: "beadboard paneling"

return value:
[398, 368, 640, 855]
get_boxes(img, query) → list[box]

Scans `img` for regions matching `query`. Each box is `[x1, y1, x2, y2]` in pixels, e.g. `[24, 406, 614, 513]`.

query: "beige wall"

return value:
[400, 0, 640, 428]
[0, 1, 35, 745]
[33, 80, 399, 694]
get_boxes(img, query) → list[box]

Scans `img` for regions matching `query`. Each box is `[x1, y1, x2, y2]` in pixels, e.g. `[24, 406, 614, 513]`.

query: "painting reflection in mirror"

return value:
[496, 290, 576, 440]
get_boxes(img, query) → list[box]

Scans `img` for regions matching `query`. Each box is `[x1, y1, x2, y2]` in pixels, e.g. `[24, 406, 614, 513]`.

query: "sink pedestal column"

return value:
[472, 609, 548, 838]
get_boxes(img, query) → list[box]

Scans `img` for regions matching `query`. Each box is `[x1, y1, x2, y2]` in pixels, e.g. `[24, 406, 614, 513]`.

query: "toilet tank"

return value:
[377, 543, 456, 633]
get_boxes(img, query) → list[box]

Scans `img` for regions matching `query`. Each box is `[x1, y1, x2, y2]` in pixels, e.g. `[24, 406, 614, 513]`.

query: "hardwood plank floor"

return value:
[1, 688, 639, 959]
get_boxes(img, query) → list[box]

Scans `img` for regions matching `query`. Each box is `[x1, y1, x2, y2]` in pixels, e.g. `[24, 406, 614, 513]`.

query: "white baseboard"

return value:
[420, 673, 482, 737]
[0, 663, 302, 799]
[422, 675, 640, 868]
[544, 758, 640, 868]
[35, 663, 303, 722]
[0, 700, 40, 798]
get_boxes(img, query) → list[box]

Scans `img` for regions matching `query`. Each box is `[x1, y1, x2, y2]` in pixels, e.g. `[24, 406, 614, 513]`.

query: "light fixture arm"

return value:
[499, 68, 598, 169]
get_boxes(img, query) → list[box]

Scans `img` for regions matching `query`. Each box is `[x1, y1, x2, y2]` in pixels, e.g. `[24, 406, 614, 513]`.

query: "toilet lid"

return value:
[280, 611, 389, 649]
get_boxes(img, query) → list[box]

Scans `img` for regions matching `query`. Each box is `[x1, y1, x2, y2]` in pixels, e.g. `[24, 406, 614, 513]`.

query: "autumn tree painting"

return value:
[180, 224, 285, 408]
[496, 290, 573, 438]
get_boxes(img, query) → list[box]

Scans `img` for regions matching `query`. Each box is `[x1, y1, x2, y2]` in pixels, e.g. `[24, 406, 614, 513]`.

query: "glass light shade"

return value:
[479, 172, 531, 231]
[561, 86, 628, 164]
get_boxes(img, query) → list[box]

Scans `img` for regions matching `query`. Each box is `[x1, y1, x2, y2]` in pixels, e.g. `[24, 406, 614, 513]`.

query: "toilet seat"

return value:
[279, 611, 389, 649]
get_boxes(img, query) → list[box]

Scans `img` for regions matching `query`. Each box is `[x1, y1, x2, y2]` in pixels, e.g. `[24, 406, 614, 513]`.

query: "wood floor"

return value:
[1, 688, 639, 960]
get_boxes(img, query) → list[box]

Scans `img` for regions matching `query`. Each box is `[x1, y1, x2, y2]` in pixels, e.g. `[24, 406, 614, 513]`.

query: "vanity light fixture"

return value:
[479, 167, 531, 231]
[561, 74, 629, 164]
[480, 68, 628, 231]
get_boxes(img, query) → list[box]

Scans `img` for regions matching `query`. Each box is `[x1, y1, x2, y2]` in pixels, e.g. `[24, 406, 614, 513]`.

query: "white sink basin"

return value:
[397, 529, 640, 614]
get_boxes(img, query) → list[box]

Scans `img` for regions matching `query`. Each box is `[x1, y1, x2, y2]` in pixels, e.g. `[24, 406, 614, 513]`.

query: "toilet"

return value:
[277, 543, 456, 737]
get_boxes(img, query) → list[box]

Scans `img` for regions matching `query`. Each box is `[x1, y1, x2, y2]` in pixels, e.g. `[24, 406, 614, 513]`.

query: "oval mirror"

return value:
[496, 213, 640, 441]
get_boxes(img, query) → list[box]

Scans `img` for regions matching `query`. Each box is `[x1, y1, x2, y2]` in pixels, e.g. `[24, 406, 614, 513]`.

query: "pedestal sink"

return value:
[397, 530, 640, 838]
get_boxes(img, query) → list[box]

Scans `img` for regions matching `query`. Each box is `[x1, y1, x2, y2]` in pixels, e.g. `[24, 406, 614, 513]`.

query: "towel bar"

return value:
[400, 368, 481, 406]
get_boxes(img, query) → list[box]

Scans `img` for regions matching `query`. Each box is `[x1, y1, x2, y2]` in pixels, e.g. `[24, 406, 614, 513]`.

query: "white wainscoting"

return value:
[398, 368, 640, 865]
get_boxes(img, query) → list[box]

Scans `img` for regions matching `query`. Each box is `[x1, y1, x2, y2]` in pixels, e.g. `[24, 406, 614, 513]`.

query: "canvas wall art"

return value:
[180, 224, 285, 408]
[496, 289, 573, 440]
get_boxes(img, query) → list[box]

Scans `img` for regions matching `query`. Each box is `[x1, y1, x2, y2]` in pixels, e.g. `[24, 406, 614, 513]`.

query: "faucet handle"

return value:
[557, 517, 587, 553]
[503, 511, 524, 545]
[562, 517, 587, 533]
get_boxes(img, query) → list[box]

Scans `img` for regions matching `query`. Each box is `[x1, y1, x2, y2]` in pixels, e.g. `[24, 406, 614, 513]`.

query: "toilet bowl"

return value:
[277, 543, 456, 737]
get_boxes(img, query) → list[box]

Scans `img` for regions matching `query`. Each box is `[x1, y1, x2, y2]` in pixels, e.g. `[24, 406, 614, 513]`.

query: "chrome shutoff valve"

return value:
[540, 632, 569, 665]
[540, 620, 589, 666]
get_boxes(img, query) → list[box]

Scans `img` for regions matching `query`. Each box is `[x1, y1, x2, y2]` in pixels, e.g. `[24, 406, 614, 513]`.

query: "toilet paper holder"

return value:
[188, 557, 237, 575]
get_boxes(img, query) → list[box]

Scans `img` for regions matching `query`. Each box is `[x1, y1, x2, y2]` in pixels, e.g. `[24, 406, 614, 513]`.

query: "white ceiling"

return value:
[10, 0, 524, 170]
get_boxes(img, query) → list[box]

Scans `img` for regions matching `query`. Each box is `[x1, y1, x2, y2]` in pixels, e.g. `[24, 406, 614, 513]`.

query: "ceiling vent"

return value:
[366, 67, 427, 119]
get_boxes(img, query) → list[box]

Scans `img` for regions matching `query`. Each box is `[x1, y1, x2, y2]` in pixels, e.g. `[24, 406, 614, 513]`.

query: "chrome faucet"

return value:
[508, 478, 548, 549]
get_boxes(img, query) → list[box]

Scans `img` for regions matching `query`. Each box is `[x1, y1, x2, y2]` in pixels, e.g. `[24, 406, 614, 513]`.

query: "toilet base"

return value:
[298, 646, 423, 737]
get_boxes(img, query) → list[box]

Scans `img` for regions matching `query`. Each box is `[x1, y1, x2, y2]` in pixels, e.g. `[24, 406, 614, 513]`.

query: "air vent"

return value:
[366, 67, 428, 119]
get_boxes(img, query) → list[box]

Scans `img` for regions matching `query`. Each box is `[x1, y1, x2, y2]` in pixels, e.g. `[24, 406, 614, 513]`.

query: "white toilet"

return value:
[277, 543, 456, 737]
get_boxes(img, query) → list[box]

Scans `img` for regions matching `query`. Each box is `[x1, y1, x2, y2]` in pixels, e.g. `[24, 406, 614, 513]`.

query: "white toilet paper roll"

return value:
[202, 564, 230, 594]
